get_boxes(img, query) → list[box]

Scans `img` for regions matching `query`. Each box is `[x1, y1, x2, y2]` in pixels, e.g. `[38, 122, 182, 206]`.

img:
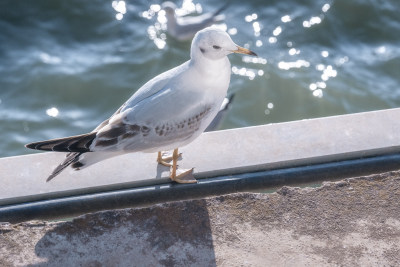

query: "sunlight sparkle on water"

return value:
[253, 22, 261, 36]
[337, 56, 349, 65]
[309, 81, 327, 91]
[316, 64, 325, 71]
[46, 107, 59, 118]
[281, 15, 291, 23]
[303, 16, 322, 28]
[112, 1, 126, 14]
[141, 11, 152, 19]
[321, 50, 329, 57]
[309, 83, 317, 90]
[273, 26, 282, 36]
[376, 46, 386, 54]
[175, 0, 200, 16]
[40, 53, 61, 65]
[112, 1, 126, 20]
[313, 89, 323, 98]
[147, 26, 157, 39]
[232, 66, 263, 80]
[150, 4, 161, 12]
[317, 82, 327, 88]
[278, 60, 310, 70]
[315, 64, 337, 81]
[245, 13, 258, 22]
[145, 5, 169, 50]
[242, 56, 267, 65]
[269, 37, 277, 44]
[142, 4, 160, 19]
[228, 28, 237, 35]
[321, 65, 337, 81]
[146, 25, 166, 49]
[289, 48, 300, 56]
[264, 102, 274, 115]
[157, 12, 167, 24]
[154, 38, 166, 49]
[322, 4, 330, 12]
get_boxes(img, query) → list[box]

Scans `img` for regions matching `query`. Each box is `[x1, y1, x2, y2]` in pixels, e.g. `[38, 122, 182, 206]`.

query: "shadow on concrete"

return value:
[155, 151, 183, 179]
[31, 199, 217, 266]
[156, 163, 169, 179]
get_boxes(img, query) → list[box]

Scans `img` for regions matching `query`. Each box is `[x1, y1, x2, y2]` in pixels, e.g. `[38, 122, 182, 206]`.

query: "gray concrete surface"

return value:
[2, 108, 400, 206]
[1, 170, 400, 266]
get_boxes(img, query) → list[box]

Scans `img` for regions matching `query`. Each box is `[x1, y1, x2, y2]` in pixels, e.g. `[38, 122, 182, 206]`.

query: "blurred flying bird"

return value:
[162, 1, 228, 41]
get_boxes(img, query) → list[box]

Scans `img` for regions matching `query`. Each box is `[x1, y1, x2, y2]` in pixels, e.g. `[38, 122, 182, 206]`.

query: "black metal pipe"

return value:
[1, 153, 400, 223]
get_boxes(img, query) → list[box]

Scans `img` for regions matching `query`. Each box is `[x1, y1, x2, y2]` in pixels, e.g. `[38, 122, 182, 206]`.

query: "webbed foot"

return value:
[169, 148, 197, 184]
[170, 167, 197, 183]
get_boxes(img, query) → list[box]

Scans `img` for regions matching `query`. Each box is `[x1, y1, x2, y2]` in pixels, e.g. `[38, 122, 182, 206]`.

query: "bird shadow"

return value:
[154, 151, 184, 179]
[29, 199, 217, 266]
[156, 163, 169, 179]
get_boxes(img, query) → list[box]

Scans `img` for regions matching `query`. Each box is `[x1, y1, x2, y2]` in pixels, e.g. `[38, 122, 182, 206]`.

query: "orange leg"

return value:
[157, 151, 172, 167]
[169, 148, 196, 183]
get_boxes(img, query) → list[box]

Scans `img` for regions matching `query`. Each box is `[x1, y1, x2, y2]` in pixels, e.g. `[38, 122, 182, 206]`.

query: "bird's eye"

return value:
[213, 45, 221, 50]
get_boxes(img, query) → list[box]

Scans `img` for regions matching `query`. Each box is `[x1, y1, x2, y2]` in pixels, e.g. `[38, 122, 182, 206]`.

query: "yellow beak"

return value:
[232, 46, 257, 56]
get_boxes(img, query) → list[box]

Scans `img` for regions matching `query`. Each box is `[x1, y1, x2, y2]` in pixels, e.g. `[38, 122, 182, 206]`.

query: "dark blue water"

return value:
[1, 0, 399, 157]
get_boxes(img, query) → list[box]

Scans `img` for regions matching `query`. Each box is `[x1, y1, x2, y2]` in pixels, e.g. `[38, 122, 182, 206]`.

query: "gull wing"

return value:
[91, 63, 216, 152]
[93, 61, 190, 134]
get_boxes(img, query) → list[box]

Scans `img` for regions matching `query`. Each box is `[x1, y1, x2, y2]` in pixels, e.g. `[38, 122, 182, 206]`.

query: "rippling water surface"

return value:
[1, 0, 399, 157]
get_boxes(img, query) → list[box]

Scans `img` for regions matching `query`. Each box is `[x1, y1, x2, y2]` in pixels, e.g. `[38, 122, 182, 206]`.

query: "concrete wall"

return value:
[1, 108, 400, 207]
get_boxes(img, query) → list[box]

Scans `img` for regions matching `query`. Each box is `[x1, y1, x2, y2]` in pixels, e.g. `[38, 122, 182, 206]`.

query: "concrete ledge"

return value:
[2, 153, 400, 223]
[1, 171, 400, 266]
[1, 108, 400, 206]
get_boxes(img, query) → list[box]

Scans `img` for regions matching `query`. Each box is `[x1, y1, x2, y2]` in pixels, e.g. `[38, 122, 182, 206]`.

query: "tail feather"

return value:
[47, 152, 82, 182]
[25, 132, 97, 152]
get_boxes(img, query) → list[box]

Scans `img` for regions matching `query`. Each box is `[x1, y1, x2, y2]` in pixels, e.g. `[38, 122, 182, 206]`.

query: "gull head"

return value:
[161, 1, 177, 18]
[191, 27, 257, 61]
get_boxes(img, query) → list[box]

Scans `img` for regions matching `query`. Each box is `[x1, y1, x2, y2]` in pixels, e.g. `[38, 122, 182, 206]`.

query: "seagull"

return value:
[25, 27, 257, 183]
[161, 1, 228, 41]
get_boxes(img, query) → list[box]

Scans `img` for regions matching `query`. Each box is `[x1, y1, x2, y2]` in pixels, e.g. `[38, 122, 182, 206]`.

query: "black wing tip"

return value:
[25, 142, 38, 150]
[46, 152, 83, 182]
[24, 132, 97, 153]
[25, 141, 52, 151]
[25, 143, 33, 149]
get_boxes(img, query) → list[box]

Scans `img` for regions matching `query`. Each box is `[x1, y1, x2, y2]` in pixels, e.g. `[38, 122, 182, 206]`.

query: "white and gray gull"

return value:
[25, 27, 257, 183]
[162, 1, 228, 41]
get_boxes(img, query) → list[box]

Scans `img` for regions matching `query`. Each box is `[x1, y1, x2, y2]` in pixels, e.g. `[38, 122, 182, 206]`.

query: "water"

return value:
[1, 0, 399, 158]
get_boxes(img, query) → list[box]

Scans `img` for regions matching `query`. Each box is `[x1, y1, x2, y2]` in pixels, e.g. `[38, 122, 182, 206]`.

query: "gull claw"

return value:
[157, 151, 182, 167]
[170, 168, 197, 184]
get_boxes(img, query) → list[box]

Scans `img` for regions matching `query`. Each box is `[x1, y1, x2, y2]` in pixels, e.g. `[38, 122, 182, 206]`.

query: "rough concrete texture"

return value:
[1, 170, 400, 266]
